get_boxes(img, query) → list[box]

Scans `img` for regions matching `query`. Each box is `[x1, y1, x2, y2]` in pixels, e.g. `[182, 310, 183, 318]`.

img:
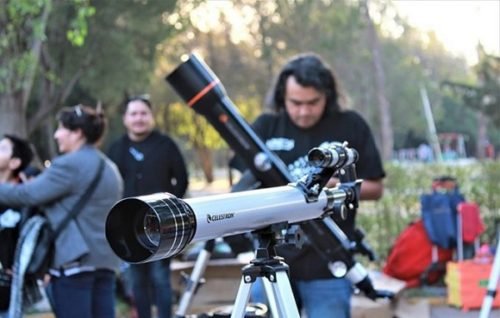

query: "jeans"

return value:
[50, 270, 116, 318]
[296, 278, 352, 318]
[250, 278, 267, 305]
[129, 259, 172, 318]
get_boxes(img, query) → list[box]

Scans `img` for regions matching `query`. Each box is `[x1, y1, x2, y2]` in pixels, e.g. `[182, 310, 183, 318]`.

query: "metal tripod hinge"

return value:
[231, 256, 300, 318]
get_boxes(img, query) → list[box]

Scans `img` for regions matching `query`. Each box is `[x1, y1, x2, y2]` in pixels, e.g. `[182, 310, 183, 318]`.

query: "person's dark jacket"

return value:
[108, 130, 189, 199]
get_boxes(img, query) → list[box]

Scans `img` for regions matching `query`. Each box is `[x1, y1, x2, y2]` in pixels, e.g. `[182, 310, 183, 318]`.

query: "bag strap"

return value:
[52, 156, 106, 238]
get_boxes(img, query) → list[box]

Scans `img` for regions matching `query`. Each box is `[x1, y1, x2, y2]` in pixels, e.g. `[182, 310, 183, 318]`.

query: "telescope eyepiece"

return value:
[307, 142, 358, 169]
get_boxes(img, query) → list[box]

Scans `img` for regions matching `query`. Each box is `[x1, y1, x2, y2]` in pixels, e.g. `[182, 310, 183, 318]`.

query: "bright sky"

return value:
[188, 0, 499, 64]
[393, 0, 500, 64]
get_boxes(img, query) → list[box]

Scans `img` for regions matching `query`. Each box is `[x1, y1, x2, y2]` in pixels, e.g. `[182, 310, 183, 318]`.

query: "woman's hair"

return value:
[57, 105, 106, 144]
[268, 52, 343, 113]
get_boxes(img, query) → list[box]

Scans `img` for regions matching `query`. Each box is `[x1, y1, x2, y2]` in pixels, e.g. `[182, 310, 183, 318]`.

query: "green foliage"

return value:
[442, 50, 500, 128]
[358, 161, 500, 267]
[7, 0, 46, 17]
[22, 0, 180, 156]
[0, 0, 49, 92]
[66, 2, 95, 46]
[161, 97, 262, 150]
[0, 0, 95, 92]
[75, 0, 179, 103]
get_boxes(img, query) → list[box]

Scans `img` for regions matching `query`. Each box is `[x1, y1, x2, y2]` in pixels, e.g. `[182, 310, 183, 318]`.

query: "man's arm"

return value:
[326, 177, 383, 201]
[360, 178, 383, 200]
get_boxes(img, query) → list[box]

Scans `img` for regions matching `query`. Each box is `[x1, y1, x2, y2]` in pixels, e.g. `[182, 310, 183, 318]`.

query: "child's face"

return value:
[0, 138, 15, 173]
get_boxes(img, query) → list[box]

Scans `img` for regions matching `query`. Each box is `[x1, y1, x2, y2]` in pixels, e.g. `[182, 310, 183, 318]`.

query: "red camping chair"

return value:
[456, 202, 484, 261]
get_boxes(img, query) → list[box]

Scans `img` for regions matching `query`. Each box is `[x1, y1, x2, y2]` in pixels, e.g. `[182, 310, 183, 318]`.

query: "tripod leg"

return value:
[231, 276, 253, 318]
[264, 271, 300, 318]
[262, 277, 280, 315]
[175, 240, 215, 317]
[479, 239, 500, 318]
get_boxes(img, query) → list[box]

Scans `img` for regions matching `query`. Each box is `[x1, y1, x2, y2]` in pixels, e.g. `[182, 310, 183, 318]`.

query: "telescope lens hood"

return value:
[105, 193, 196, 263]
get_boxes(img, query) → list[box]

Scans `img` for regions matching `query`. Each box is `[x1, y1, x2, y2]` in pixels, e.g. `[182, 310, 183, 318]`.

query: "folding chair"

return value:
[456, 202, 483, 261]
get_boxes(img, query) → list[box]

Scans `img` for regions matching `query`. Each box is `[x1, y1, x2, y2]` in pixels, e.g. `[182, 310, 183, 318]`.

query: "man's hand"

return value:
[326, 177, 340, 188]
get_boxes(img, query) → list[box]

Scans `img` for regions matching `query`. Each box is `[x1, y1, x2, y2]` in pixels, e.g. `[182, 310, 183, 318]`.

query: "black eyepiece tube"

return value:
[166, 54, 292, 187]
[308, 142, 359, 169]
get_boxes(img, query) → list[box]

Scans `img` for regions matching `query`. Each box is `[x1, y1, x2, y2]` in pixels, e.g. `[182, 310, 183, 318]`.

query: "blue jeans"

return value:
[250, 278, 267, 305]
[296, 278, 352, 318]
[129, 259, 171, 318]
[50, 270, 116, 318]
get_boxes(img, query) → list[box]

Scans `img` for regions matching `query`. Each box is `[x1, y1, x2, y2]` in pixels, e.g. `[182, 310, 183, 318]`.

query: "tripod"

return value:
[231, 229, 300, 318]
[175, 239, 215, 317]
[479, 236, 500, 318]
[175, 229, 299, 318]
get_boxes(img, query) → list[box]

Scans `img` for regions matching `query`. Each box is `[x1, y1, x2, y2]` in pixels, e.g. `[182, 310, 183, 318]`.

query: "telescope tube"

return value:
[162, 55, 389, 301]
[166, 54, 292, 187]
[105, 185, 348, 263]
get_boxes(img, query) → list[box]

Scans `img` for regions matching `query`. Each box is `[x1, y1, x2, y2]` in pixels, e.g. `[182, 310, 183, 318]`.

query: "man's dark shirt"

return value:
[108, 130, 188, 198]
[232, 109, 385, 280]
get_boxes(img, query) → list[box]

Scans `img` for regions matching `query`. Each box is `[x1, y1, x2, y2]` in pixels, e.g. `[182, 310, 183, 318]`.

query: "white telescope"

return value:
[105, 183, 350, 263]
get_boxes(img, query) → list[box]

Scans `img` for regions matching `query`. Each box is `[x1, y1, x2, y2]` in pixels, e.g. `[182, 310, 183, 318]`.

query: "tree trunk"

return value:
[195, 145, 214, 184]
[0, 93, 27, 138]
[476, 112, 487, 159]
[21, 2, 51, 111]
[362, 0, 394, 161]
[0, 1, 51, 139]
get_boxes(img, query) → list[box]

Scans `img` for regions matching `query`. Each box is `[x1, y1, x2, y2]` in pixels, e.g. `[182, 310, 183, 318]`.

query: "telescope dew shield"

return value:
[105, 193, 196, 263]
[166, 54, 292, 186]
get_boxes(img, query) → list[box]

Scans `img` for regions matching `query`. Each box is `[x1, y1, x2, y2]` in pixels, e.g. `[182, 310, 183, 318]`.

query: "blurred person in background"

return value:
[0, 134, 33, 317]
[0, 105, 123, 318]
[108, 95, 189, 318]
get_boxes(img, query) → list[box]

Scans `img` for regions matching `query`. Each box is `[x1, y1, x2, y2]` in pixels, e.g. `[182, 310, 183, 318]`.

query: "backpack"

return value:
[383, 220, 453, 288]
[420, 176, 465, 249]
[25, 211, 54, 279]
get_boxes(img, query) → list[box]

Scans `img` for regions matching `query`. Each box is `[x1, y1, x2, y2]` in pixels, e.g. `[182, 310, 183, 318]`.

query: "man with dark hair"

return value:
[231, 52, 385, 317]
[0, 134, 33, 314]
[108, 95, 189, 318]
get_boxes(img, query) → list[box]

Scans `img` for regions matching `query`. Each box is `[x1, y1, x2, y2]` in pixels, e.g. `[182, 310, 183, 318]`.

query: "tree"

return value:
[152, 2, 270, 182]
[0, 0, 98, 138]
[157, 0, 479, 166]
[443, 50, 500, 127]
[1, 0, 54, 138]
[442, 47, 500, 157]
[360, 0, 393, 160]
[1, 0, 180, 159]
